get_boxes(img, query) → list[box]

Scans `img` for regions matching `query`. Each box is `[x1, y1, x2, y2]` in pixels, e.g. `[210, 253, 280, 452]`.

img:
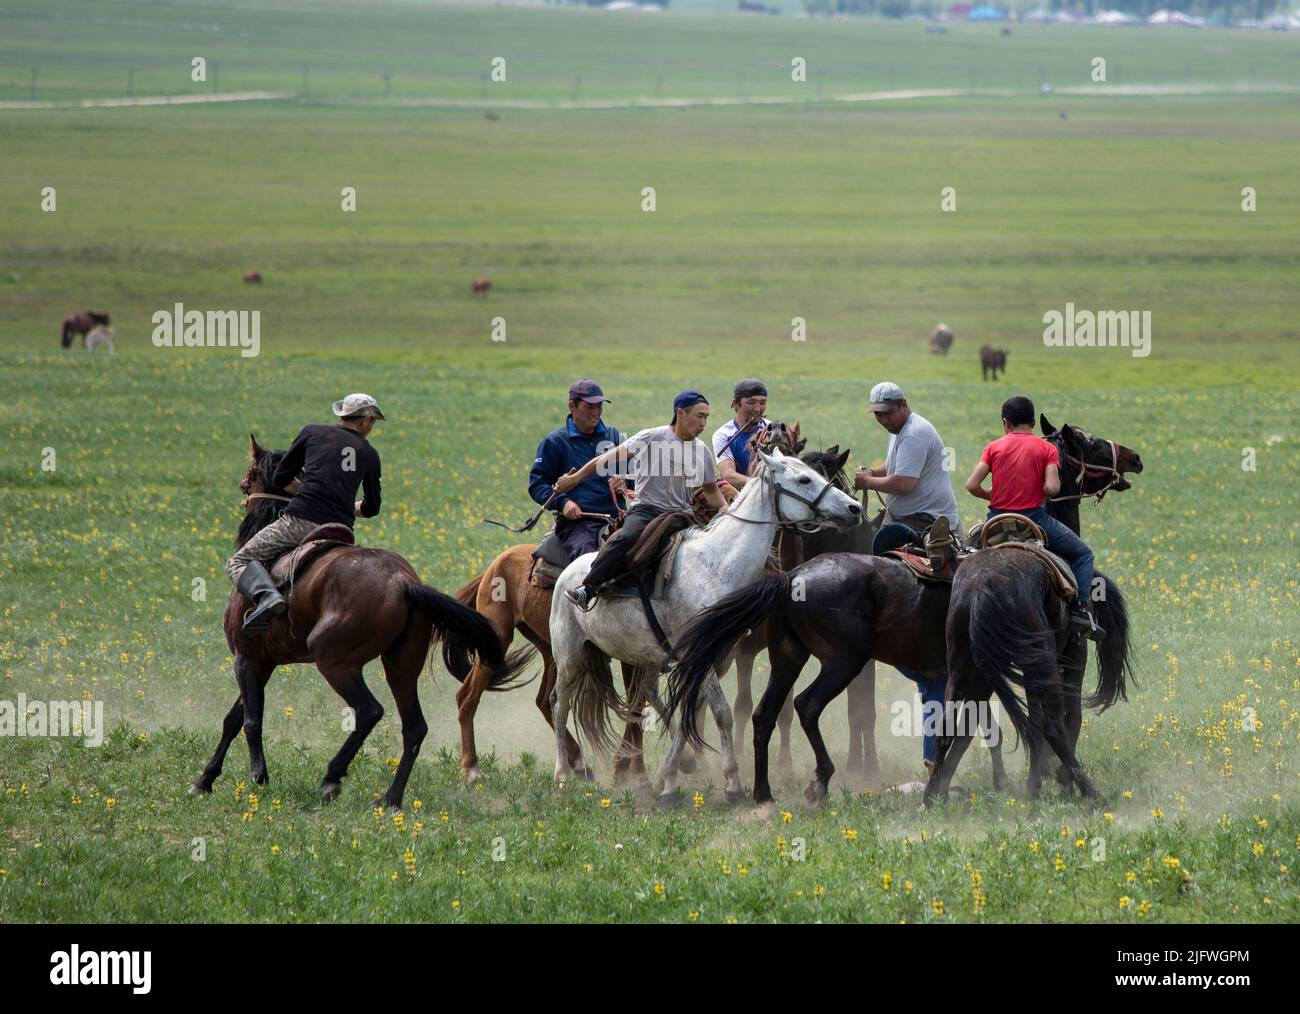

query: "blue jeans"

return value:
[897, 667, 947, 764]
[988, 507, 1093, 609]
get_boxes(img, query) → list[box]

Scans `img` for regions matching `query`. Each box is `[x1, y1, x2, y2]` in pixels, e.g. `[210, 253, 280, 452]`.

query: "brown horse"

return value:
[190, 435, 527, 808]
[980, 345, 1008, 381]
[472, 277, 492, 298]
[243, 270, 263, 285]
[930, 323, 954, 355]
[61, 311, 109, 349]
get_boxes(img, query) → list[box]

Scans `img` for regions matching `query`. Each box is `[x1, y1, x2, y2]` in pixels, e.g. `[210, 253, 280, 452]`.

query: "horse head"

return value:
[756, 447, 862, 532]
[236, 433, 289, 549]
[801, 443, 853, 494]
[1041, 414, 1143, 498]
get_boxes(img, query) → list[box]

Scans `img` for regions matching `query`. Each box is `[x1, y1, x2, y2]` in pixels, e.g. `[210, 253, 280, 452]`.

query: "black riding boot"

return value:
[237, 560, 287, 633]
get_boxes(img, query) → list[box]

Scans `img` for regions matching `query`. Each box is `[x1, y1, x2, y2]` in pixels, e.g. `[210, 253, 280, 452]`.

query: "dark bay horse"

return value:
[923, 549, 1133, 805]
[190, 435, 527, 809]
[61, 311, 109, 349]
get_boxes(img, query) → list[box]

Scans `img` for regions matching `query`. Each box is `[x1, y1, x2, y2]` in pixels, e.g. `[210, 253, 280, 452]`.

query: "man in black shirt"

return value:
[225, 393, 384, 633]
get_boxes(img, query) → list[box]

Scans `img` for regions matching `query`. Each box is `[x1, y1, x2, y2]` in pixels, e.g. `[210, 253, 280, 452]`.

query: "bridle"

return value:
[1050, 432, 1124, 504]
[245, 491, 292, 505]
[724, 465, 845, 533]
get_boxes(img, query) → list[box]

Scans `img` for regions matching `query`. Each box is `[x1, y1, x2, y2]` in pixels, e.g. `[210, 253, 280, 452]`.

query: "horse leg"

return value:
[613, 663, 648, 789]
[980, 697, 1009, 792]
[730, 646, 753, 763]
[794, 655, 870, 808]
[703, 672, 744, 803]
[844, 661, 877, 781]
[192, 659, 271, 795]
[1041, 682, 1102, 800]
[776, 688, 795, 777]
[233, 655, 276, 786]
[455, 662, 498, 784]
[652, 706, 691, 804]
[753, 635, 807, 805]
[1056, 643, 1087, 794]
[1025, 692, 1049, 800]
[530, 646, 583, 773]
[377, 624, 430, 809]
[318, 668, 385, 804]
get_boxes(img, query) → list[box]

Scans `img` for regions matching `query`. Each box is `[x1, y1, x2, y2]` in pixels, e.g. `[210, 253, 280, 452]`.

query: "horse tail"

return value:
[455, 570, 485, 607]
[665, 572, 790, 751]
[966, 573, 1058, 739]
[1086, 573, 1134, 711]
[406, 583, 527, 689]
[571, 640, 627, 757]
[61, 319, 73, 348]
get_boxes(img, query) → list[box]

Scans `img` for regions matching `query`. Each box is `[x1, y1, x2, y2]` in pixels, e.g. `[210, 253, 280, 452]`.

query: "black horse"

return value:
[923, 549, 1133, 805]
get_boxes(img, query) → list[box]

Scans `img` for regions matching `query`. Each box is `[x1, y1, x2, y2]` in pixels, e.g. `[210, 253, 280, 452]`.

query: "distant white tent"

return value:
[1094, 9, 1138, 24]
[1147, 9, 1204, 26]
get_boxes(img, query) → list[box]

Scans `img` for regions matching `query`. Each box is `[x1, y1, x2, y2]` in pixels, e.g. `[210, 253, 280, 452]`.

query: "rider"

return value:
[225, 393, 384, 634]
[712, 378, 769, 496]
[557, 391, 729, 610]
[853, 381, 962, 559]
[964, 395, 1103, 641]
[528, 379, 626, 561]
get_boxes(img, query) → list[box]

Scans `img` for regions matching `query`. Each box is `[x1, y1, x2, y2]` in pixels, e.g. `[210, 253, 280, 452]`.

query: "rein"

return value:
[1050, 438, 1123, 504]
[246, 492, 292, 504]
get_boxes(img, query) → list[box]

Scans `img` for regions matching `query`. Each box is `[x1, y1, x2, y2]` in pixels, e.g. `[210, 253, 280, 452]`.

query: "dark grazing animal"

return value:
[929, 323, 954, 355]
[61, 311, 110, 349]
[980, 345, 1007, 381]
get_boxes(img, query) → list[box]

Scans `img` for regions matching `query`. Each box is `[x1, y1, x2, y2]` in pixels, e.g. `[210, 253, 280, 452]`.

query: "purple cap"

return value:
[568, 379, 610, 404]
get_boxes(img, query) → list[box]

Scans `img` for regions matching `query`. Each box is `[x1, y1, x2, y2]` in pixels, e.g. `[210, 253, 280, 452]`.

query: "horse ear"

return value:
[758, 448, 781, 469]
[825, 444, 839, 457]
[836, 448, 851, 471]
[1040, 414, 1056, 436]
[792, 420, 801, 438]
[249, 433, 265, 460]
[794, 436, 808, 453]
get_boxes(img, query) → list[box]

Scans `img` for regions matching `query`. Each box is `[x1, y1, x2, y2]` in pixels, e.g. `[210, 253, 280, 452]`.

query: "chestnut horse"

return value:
[61, 311, 109, 349]
[190, 435, 527, 808]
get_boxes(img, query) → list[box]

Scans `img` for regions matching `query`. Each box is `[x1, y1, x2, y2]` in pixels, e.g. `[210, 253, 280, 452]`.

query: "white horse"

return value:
[549, 448, 863, 803]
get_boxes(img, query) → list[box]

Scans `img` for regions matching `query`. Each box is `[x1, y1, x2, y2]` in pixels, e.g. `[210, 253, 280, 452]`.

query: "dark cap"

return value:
[733, 378, 767, 400]
[670, 390, 708, 424]
[568, 379, 610, 404]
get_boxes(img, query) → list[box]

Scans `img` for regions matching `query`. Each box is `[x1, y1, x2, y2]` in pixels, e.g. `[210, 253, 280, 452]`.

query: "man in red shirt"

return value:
[964, 396, 1102, 640]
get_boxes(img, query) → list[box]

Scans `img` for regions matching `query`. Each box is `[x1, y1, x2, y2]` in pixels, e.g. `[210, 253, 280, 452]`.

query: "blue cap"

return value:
[671, 390, 708, 423]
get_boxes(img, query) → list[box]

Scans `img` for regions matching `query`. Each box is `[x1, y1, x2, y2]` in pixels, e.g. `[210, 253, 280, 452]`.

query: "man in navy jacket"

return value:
[529, 379, 626, 560]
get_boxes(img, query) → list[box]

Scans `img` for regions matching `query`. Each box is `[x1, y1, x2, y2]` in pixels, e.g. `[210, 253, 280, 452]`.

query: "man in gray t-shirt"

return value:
[554, 390, 728, 609]
[853, 381, 960, 537]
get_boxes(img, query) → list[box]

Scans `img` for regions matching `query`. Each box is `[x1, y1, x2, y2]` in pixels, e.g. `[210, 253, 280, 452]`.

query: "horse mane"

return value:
[235, 449, 288, 549]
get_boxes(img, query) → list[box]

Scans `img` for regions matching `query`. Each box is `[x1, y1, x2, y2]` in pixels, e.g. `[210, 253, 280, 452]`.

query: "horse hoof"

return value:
[656, 792, 683, 810]
[463, 766, 485, 784]
[188, 782, 210, 797]
[320, 781, 341, 805]
[803, 780, 827, 808]
[724, 789, 747, 807]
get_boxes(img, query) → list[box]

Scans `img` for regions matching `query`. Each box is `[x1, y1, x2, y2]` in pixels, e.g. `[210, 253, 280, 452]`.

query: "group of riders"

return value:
[225, 379, 1104, 646]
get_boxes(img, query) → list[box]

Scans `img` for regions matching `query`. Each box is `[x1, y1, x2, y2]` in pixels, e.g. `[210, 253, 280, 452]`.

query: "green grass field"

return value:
[1, 1, 1298, 923]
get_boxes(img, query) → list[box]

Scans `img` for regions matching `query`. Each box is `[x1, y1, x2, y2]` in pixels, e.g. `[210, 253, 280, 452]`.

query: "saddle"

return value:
[528, 531, 574, 590]
[970, 513, 1077, 601]
[269, 523, 355, 591]
[883, 549, 960, 585]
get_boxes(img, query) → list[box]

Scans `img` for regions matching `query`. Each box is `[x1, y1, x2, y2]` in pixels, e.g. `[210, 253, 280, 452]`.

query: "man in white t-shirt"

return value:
[554, 390, 728, 609]
[712, 378, 769, 495]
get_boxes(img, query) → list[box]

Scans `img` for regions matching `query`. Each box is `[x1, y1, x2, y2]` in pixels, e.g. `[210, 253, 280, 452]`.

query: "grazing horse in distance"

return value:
[61, 311, 110, 349]
[980, 345, 1008, 381]
[243, 270, 263, 284]
[472, 277, 492, 298]
[190, 435, 529, 809]
[930, 323, 954, 355]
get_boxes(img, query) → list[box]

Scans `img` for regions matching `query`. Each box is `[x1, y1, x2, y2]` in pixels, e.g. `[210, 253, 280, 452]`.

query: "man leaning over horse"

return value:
[557, 391, 729, 611]
[529, 378, 627, 561]
[225, 393, 384, 633]
[853, 380, 964, 776]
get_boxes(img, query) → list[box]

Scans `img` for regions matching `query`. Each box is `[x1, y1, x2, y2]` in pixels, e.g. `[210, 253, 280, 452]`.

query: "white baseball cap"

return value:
[869, 381, 905, 412]
[332, 393, 386, 420]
